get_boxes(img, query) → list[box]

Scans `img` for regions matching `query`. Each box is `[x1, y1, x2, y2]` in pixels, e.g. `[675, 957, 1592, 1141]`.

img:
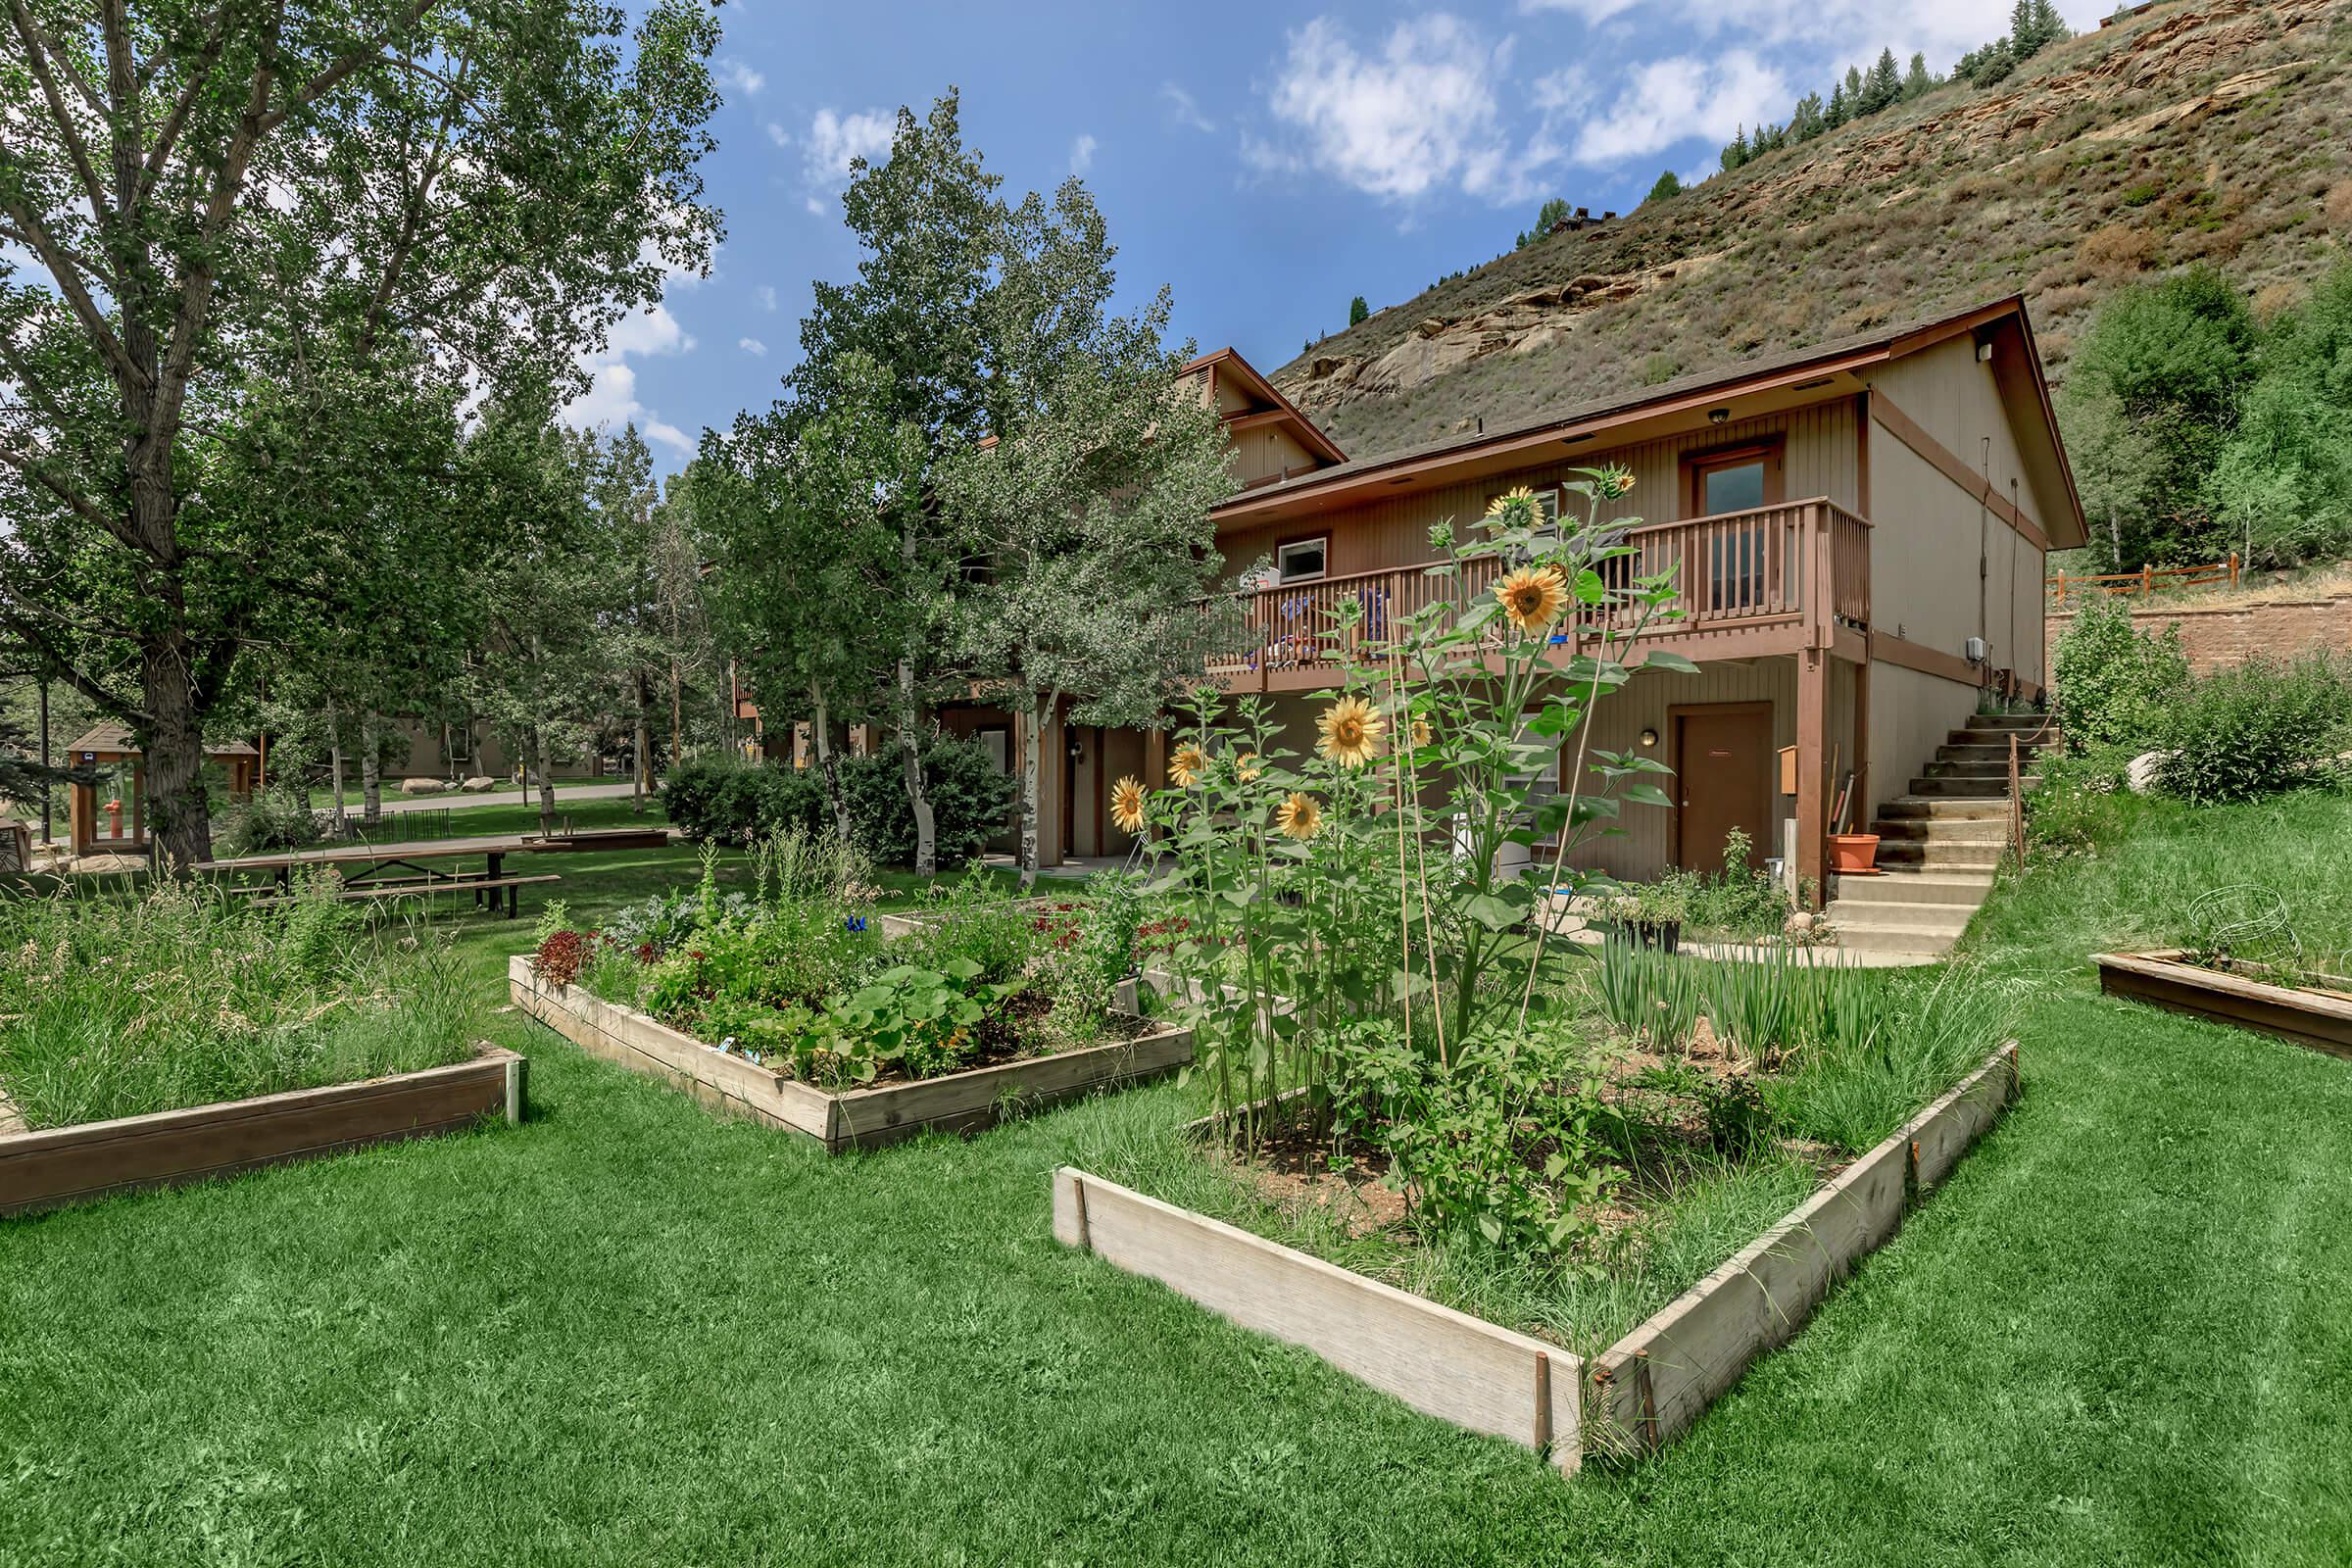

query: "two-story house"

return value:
[969, 296, 2084, 913]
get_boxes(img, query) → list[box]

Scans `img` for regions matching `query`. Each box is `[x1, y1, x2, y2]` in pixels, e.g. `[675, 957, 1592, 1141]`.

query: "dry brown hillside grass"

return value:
[1275, 0, 2352, 462]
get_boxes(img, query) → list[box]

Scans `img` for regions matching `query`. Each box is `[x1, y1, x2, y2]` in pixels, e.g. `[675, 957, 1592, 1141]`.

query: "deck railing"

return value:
[1207, 498, 1870, 683]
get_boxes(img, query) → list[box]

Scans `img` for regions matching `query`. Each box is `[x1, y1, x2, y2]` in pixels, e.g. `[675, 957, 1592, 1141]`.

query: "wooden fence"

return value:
[2047, 554, 2237, 604]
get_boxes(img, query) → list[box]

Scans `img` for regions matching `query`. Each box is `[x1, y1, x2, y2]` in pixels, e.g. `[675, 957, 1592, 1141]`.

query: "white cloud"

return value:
[1161, 82, 1217, 133]
[1547, 51, 1788, 166]
[1070, 133, 1098, 174]
[801, 107, 896, 216]
[756, 284, 777, 312]
[739, 336, 767, 358]
[719, 57, 764, 97]
[563, 303, 698, 459]
[1261, 15, 1523, 203]
[765, 121, 789, 149]
[1520, 0, 2086, 77]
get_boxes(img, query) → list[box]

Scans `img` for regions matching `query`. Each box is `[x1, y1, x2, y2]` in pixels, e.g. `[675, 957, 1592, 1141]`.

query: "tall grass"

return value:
[0, 878, 475, 1130]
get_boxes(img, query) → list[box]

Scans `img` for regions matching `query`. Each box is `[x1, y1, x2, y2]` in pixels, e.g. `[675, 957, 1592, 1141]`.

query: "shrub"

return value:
[2157, 653, 2352, 805]
[838, 737, 1014, 871]
[660, 754, 827, 846]
[217, 789, 323, 856]
[2026, 744, 2138, 855]
[2050, 595, 2189, 755]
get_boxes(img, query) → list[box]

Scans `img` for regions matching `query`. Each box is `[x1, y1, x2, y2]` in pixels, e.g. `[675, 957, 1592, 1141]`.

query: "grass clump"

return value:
[0, 876, 473, 1130]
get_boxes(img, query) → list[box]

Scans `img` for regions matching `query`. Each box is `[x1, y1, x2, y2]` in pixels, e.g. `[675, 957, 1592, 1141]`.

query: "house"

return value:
[971, 296, 2084, 908]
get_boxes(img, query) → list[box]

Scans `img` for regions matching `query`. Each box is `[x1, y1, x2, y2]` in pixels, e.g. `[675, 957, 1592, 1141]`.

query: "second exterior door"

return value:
[1674, 705, 1774, 872]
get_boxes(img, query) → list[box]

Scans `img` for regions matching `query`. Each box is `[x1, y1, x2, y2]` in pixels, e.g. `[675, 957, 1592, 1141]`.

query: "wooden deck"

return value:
[1206, 498, 1870, 692]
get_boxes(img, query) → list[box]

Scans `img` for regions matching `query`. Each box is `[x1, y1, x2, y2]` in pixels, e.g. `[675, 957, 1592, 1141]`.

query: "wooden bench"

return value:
[236, 873, 561, 918]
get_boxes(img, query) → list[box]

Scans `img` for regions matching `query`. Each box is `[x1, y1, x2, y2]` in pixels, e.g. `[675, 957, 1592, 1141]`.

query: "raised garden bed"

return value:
[510, 955, 1191, 1152]
[1054, 1042, 2019, 1473]
[1, 1044, 524, 1218]
[2094, 950, 2352, 1059]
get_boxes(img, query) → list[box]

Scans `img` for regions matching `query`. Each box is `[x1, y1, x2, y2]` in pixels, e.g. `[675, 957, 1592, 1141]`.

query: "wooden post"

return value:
[2140, 563, 2152, 596]
[2007, 733, 2025, 868]
[1852, 657, 1872, 836]
[2052, 569, 2065, 605]
[2228, 551, 2239, 589]
[1796, 649, 1829, 905]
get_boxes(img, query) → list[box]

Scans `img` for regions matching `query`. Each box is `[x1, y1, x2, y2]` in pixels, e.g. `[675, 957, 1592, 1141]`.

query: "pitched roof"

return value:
[1182, 346, 1348, 466]
[64, 722, 260, 759]
[1217, 296, 2086, 547]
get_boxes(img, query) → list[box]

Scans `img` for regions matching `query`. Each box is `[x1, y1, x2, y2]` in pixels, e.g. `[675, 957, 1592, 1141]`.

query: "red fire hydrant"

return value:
[104, 798, 123, 839]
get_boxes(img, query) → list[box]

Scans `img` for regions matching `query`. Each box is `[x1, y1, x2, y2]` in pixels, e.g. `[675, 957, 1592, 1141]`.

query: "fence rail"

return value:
[1205, 499, 1870, 685]
[2048, 554, 2237, 604]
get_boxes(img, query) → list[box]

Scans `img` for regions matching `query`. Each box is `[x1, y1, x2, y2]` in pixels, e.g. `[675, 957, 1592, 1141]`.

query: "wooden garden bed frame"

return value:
[508, 955, 1193, 1153]
[1053, 1042, 2019, 1474]
[2094, 950, 2352, 1059]
[1, 1044, 524, 1218]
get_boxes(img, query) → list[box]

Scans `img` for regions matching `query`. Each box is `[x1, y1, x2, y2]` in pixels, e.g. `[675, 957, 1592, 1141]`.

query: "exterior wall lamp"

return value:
[1639, 727, 1659, 749]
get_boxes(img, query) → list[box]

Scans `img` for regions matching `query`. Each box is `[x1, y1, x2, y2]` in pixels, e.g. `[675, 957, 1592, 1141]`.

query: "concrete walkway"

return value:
[359, 780, 644, 816]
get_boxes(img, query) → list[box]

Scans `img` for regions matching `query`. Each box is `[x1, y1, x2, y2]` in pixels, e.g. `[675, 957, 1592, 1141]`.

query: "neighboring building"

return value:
[390, 717, 602, 782]
[964, 298, 2084, 894]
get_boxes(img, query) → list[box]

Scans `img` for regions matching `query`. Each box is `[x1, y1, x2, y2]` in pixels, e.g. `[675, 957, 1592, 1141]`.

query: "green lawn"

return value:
[6, 803, 2352, 1563]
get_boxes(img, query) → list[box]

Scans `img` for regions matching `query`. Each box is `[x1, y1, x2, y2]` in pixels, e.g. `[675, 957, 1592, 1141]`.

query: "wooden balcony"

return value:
[1206, 498, 1871, 692]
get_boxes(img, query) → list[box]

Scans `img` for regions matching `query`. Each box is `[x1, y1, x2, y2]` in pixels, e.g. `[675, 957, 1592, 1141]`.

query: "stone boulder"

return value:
[2126, 751, 2174, 795]
[397, 777, 446, 797]
[460, 775, 500, 794]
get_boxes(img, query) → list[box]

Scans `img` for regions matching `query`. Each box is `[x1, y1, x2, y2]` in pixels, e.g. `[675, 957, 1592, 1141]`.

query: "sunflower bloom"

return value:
[1599, 466, 1636, 501]
[1494, 564, 1568, 633]
[1485, 485, 1538, 520]
[1170, 744, 1208, 788]
[1235, 752, 1261, 782]
[1110, 776, 1148, 834]
[1275, 792, 1323, 841]
[1317, 695, 1386, 768]
[1410, 716, 1433, 750]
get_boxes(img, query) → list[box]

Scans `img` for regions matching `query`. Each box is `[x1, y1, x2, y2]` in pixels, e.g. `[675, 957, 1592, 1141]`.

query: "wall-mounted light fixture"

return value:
[1707, 407, 1731, 425]
[1639, 727, 1659, 749]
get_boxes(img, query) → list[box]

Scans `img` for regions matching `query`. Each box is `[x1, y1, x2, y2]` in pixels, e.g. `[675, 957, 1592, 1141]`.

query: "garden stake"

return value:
[1904, 1139, 1921, 1212]
[1636, 1348, 1658, 1453]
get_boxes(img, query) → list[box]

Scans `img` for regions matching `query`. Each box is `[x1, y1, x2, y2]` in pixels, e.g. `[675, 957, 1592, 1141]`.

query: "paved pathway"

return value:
[358, 781, 644, 816]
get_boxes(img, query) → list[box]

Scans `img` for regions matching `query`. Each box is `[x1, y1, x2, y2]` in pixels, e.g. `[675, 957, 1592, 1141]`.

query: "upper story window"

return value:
[1694, 455, 1767, 515]
[1276, 536, 1328, 582]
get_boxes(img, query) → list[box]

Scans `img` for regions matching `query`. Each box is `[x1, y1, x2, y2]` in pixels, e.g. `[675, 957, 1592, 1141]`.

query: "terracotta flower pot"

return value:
[1829, 833, 1882, 875]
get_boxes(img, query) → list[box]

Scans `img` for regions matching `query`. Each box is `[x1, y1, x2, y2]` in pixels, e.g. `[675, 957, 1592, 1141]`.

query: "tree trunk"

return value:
[141, 641, 212, 875]
[633, 671, 653, 816]
[360, 710, 382, 824]
[898, 661, 935, 876]
[527, 725, 557, 836]
[326, 697, 347, 835]
[810, 686, 852, 845]
[1017, 692, 1049, 892]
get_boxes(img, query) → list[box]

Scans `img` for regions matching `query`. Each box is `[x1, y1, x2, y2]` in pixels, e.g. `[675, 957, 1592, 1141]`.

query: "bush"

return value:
[2157, 653, 2352, 805]
[216, 789, 323, 856]
[2050, 595, 2189, 755]
[660, 753, 827, 846]
[839, 737, 1014, 871]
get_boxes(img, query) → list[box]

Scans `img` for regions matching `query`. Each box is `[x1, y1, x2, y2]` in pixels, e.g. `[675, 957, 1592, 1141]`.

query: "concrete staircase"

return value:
[1826, 713, 2059, 960]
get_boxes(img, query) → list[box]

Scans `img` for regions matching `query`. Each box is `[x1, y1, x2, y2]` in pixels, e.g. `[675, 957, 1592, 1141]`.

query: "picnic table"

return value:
[192, 826, 673, 918]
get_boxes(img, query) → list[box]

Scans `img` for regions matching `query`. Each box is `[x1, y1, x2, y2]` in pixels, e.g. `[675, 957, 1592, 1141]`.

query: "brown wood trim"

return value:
[2096, 952, 2352, 1059]
[1272, 530, 1333, 580]
[1870, 393, 2053, 553]
[1666, 701, 1774, 870]
[1870, 630, 1980, 688]
[1795, 655, 1827, 901]
[1679, 436, 1786, 518]
[1854, 391, 1871, 517]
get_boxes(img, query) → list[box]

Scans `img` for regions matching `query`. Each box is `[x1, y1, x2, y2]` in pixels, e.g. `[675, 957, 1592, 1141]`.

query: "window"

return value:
[1696, 458, 1766, 515]
[1686, 444, 1782, 613]
[1276, 536, 1328, 582]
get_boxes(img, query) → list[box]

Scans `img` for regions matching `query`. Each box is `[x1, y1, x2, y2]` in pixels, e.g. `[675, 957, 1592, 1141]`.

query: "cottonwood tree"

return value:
[942, 183, 1233, 888]
[784, 92, 997, 872]
[0, 0, 719, 868]
[694, 354, 920, 843]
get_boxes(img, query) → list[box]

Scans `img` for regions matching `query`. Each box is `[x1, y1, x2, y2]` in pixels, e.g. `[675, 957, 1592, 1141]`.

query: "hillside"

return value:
[1271, 0, 2352, 462]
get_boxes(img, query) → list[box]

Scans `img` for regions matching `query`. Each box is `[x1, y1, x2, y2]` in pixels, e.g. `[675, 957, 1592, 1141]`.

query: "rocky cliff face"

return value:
[1274, 0, 2348, 461]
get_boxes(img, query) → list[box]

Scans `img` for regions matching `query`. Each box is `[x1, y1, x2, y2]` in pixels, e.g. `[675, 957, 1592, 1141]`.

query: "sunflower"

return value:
[1409, 716, 1433, 750]
[1599, 466, 1637, 501]
[1235, 752, 1262, 782]
[1110, 776, 1148, 834]
[1485, 485, 1539, 520]
[1169, 744, 1208, 788]
[1494, 564, 1569, 633]
[1317, 695, 1386, 768]
[1275, 792, 1322, 841]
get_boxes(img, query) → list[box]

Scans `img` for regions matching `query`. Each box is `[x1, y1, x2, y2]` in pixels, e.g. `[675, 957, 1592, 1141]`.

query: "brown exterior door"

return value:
[1674, 705, 1773, 872]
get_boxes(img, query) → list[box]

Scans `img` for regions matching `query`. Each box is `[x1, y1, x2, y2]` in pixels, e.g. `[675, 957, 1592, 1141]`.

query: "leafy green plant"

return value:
[2050, 595, 2190, 756]
[2156, 651, 2352, 806]
[837, 737, 1016, 870]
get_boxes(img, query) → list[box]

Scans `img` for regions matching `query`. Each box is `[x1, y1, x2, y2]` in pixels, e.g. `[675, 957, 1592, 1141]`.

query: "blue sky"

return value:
[576, 0, 2108, 468]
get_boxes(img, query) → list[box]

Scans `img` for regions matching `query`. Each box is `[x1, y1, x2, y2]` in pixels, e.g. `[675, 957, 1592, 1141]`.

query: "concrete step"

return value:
[1876, 796, 2008, 821]
[1963, 713, 2055, 733]
[1936, 742, 2042, 763]
[1876, 837, 2004, 867]
[1826, 913, 1978, 955]
[1923, 759, 2019, 780]
[1908, 775, 2034, 798]
[1871, 816, 2009, 845]
[1830, 869, 1994, 906]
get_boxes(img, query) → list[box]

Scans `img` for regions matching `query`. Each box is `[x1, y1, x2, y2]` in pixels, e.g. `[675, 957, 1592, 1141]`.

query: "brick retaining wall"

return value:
[2045, 594, 2352, 686]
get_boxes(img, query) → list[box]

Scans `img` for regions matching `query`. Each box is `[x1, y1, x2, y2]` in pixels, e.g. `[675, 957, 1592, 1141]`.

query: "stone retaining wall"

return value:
[2044, 593, 2352, 686]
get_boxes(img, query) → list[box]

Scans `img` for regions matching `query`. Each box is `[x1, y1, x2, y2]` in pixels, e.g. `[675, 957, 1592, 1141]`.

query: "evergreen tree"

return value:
[1788, 92, 1826, 141]
[1348, 296, 1370, 326]
[1843, 65, 1867, 107]
[2010, 0, 2041, 58]
[2030, 0, 2069, 54]
[1644, 170, 1683, 204]
[1860, 49, 1901, 115]
[1903, 53, 1935, 100]
[1720, 126, 1749, 172]
[1825, 82, 1850, 127]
